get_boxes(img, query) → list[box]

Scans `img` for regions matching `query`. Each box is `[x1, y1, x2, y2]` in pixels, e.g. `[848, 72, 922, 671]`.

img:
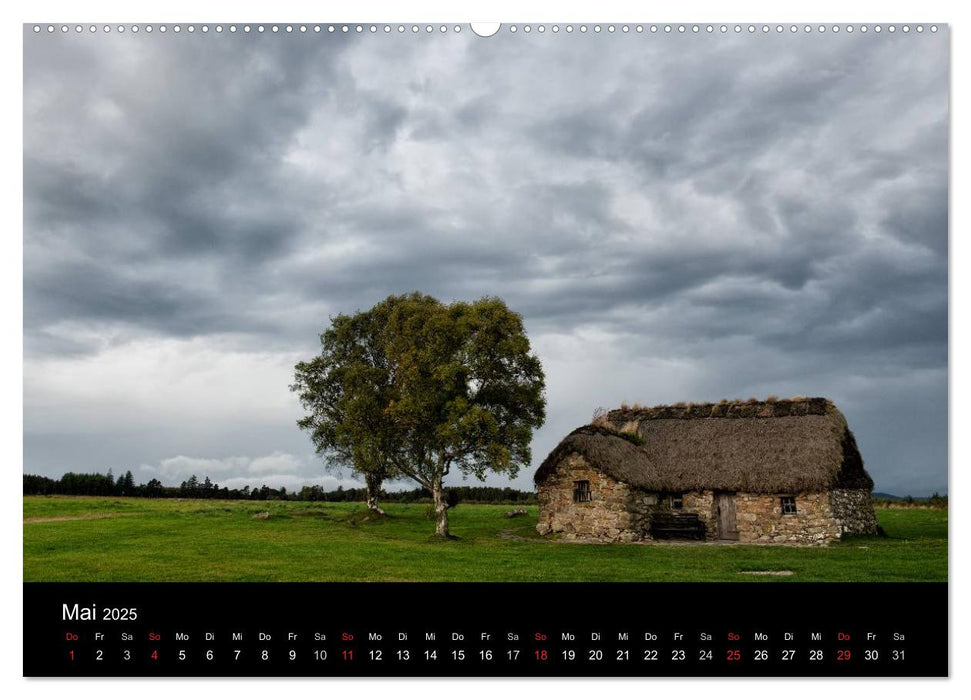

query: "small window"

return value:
[573, 480, 591, 503]
[670, 493, 684, 510]
[781, 496, 797, 515]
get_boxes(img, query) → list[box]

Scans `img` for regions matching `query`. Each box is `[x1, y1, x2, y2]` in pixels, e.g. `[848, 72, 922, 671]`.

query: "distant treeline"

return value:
[22, 471, 538, 505]
[872, 493, 948, 508]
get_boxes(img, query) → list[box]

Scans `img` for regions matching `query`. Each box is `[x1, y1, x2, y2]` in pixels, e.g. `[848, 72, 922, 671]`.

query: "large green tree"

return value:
[291, 293, 546, 536]
[291, 301, 401, 514]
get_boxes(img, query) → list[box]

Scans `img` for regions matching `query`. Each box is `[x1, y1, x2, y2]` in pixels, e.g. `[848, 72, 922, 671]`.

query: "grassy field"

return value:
[23, 496, 947, 582]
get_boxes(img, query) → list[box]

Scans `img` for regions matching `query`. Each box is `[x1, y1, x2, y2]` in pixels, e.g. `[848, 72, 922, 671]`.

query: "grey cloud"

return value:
[23, 28, 948, 495]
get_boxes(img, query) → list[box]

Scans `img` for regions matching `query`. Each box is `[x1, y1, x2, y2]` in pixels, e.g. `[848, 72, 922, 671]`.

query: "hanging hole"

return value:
[470, 23, 501, 37]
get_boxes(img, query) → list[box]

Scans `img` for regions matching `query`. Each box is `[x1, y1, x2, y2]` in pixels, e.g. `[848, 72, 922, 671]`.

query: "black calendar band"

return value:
[24, 582, 947, 677]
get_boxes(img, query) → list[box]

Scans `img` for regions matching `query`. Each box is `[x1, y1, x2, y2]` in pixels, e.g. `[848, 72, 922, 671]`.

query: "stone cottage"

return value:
[534, 397, 879, 544]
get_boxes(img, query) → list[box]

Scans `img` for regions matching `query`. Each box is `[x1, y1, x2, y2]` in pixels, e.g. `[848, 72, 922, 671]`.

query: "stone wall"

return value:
[537, 455, 874, 545]
[625, 489, 715, 540]
[536, 454, 638, 541]
[682, 491, 717, 540]
[829, 488, 879, 535]
[734, 492, 842, 544]
[623, 489, 656, 537]
[536, 456, 715, 542]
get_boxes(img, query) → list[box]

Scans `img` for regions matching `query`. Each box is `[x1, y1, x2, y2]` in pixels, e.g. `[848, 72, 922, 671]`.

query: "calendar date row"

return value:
[64, 644, 908, 664]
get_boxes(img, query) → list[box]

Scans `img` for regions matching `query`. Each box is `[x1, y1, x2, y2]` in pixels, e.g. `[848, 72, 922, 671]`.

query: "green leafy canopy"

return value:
[291, 293, 547, 493]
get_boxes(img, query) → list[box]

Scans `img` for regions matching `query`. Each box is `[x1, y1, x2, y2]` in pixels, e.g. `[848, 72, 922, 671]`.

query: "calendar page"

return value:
[22, 20, 948, 678]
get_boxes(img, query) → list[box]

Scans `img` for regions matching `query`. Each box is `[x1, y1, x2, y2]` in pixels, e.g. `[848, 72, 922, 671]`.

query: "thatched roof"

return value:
[535, 398, 873, 494]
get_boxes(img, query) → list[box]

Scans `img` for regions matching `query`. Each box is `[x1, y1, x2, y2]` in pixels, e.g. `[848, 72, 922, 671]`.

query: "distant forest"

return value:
[22, 471, 538, 505]
[871, 492, 947, 508]
[23, 472, 944, 508]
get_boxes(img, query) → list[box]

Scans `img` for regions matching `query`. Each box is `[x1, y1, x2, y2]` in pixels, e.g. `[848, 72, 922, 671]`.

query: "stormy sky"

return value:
[23, 25, 948, 496]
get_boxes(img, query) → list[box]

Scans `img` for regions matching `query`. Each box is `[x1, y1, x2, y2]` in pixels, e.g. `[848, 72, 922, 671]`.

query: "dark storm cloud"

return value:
[23, 28, 948, 495]
[24, 31, 347, 340]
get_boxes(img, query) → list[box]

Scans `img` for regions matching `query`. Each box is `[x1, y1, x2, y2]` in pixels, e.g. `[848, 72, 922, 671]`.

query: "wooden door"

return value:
[715, 492, 738, 540]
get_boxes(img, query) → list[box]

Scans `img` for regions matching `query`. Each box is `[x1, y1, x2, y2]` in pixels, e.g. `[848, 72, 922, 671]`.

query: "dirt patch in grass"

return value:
[344, 511, 393, 527]
[740, 570, 794, 576]
[24, 513, 130, 524]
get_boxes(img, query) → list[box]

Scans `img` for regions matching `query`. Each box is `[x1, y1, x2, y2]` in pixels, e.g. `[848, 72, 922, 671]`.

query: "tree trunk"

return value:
[364, 472, 386, 516]
[431, 479, 450, 537]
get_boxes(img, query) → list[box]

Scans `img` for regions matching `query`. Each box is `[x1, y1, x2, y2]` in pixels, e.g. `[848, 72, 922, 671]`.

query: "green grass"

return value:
[23, 497, 947, 582]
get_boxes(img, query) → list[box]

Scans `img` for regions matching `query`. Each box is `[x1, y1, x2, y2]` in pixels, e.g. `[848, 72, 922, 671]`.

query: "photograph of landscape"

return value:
[23, 24, 947, 583]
